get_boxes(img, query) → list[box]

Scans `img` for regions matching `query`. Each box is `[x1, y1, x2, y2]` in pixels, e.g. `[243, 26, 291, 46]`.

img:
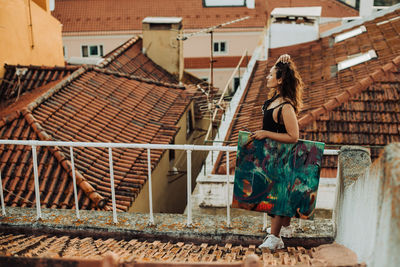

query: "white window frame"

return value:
[213, 41, 228, 55]
[338, 50, 377, 71]
[81, 45, 104, 57]
[334, 26, 367, 43]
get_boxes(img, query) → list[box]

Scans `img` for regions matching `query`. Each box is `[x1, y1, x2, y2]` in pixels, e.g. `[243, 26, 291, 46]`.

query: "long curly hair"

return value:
[268, 57, 304, 114]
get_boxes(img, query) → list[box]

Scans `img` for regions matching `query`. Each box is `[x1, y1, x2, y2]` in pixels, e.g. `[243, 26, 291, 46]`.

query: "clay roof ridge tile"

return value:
[26, 67, 87, 112]
[22, 110, 106, 209]
[4, 63, 79, 71]
[0, 110, 22, 128]
[392, 55, 400, 66]
[99, 36, 140, 68]
[93, 67, 185, 90]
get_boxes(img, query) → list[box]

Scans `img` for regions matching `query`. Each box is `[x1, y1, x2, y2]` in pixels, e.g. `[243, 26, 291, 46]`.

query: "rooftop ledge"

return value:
[0, 207, 333, 248]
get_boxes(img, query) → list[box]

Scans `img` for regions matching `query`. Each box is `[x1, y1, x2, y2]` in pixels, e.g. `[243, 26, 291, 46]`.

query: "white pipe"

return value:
[0, 171, 5, 215]
[31, 145, 42, 220]
[226, 151, 230, 227]
[69, 147, 80, 219]
[186, 150, 192, 226]
[108, 147, 118, 224]
[147, 148, 154, 225]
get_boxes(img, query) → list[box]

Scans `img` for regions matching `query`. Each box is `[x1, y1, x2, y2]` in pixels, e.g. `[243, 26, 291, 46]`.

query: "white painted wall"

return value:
[270, 23, 319, 48]
[63, 34, 134, 59]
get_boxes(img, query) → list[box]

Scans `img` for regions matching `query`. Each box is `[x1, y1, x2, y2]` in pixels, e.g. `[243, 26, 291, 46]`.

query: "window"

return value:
[81, 45, 104, 57]
[186, 109, 194, 135]
[63, 46, 67, 58]
[233, 77, 241, 92]
[203, 0, 245, 7]
[334, 26, 366, 43]
[213, 41, 227, 54]
[337, 50, 377, 71]
[169, 139, 175, 161]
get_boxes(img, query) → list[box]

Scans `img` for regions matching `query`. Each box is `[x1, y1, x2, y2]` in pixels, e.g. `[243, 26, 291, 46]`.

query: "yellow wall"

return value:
[0, 0, 64, 78]
[130, 102, 211, 214]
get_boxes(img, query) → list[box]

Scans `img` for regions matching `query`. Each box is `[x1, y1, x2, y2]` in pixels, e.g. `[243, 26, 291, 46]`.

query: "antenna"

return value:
[177, 16, 250, 88]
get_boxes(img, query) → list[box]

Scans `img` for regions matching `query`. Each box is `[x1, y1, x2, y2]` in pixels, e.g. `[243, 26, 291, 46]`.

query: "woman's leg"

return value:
[282, 216, 291, 227]
[270, 216, 291, 236]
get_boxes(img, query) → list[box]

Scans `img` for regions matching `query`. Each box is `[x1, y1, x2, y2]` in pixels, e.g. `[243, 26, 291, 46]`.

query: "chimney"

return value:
[142, 17, 184, 82]
[359, 0, 374, 17]
[269, 7, 321, 48]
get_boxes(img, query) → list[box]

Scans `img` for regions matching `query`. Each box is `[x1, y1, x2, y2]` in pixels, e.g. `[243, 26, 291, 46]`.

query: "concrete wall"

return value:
[270, 23, 319, 48]
[334, 144, 400, 267]
[0, 0, 65, 78]
[130, 102, 210, 214]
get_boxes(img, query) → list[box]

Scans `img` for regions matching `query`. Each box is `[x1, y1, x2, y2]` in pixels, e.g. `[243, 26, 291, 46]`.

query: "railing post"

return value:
[31, 145, 42, 220]
[186, 150, 192, 226]
[0, 171, 5, 215]
[147, 148, 154, 225]
[69, 147, 80, 219]
[108, 147, 118, 224]
[263, 213, 267, 231]
[226, 151, 231, 227]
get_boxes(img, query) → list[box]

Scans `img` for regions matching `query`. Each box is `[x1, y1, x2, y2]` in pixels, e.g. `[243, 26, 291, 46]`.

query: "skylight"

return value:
[204, 0, 245, 7]
[334, 26, 367, 43]
[376, 16, 400, 26]
[337, 50, 377, 71]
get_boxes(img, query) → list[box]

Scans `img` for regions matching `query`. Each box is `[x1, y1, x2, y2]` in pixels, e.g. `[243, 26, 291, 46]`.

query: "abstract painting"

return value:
[232, 131, 325, 219]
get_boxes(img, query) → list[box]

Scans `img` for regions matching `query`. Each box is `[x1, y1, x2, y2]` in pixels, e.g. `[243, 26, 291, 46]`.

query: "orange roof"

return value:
[52, 0, 357, 33]
[213, 7, 400, 175]
[100, 37, 179, 84]
[0, 67, 193, 211]
[0, 232, 358, 266]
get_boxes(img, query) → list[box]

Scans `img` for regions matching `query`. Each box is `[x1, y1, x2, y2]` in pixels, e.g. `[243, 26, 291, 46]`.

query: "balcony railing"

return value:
[0, 140, 338, 228]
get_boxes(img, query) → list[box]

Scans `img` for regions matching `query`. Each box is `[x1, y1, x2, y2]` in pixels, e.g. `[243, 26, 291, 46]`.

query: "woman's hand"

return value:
[277, 54, 290, 64]
[252, 130, 268, 140]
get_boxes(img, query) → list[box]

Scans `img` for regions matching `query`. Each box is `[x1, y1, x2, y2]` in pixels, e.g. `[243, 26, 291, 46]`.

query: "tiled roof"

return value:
[52, 0, 356, 33]
[100, 36, 218, 120]
[0, 64, 78, 102]
[267, 0, 358, 18]
[52, 0, 267, 32]
[185, 56, 251, 69]
[212, 7, 400, 176]
[100, 37, 178, 84]
[0, 66, 194, 211]
[0, 233, 362, 266]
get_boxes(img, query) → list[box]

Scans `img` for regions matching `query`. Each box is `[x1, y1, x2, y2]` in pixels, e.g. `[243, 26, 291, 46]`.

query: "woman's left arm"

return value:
[252, 104, 299, 144]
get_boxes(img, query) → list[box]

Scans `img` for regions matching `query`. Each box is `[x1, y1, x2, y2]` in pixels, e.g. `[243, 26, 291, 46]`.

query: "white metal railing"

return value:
[0, 139, 338, 228]
[0, 140, 236, 226]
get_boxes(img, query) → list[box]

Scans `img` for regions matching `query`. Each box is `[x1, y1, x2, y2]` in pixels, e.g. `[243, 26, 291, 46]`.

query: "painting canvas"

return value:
[232, 131, 325, 219]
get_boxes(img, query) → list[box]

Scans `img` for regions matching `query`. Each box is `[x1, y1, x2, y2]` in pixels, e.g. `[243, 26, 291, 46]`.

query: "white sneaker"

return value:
[258, 234, 284, 250]
[266, 225, 293, 238]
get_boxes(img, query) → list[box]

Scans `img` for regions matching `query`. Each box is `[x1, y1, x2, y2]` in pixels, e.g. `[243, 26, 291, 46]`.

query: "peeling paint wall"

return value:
[335, 143, 400, 267]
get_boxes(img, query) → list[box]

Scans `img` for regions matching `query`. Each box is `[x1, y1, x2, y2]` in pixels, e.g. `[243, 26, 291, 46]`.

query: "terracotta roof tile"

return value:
[0, 233, 362, 266]
[52, 0, 357, 33]
[212, 7, 400, 176]
[0, 67, 194, 211]
[100, 37, 178, 84]
[0, 65, 78, 101]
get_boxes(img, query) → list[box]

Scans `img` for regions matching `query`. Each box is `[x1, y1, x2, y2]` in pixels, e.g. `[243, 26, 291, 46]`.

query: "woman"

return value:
[252, 54, 304, 250]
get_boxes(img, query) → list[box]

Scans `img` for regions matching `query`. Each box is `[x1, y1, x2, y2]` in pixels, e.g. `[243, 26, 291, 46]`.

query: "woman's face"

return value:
[266, 66, 281, 89]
